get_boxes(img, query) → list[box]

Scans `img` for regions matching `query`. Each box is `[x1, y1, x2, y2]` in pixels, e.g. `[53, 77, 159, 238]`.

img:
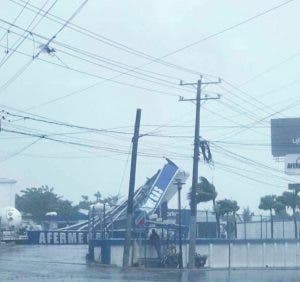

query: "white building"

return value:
[0, 178, 17, 209]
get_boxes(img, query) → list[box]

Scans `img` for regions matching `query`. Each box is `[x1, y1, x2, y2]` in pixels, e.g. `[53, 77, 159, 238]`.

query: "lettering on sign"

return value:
[285, 155, 300, 175]
[292, 138, 300, 145]
[36, 231, 88, 244]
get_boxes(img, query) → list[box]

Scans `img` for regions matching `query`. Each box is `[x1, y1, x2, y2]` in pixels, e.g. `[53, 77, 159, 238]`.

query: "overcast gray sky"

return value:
[0, 0, 300, 213]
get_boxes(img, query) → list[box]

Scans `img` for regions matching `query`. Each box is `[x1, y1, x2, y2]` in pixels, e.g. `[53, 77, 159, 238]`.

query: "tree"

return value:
[56, 199, 78, 218]
[242, 207, 253, 222]
[77, 192, 119, 211]
[77, 195, 92, 210]
[92, 189, 119, 207]
[215, 199, 239, 239]
[15, 186, 78, 222]
[188, 177, 217, 204]
[100, 195, 119, 207]
[215, 199, 239, 217]
[277, 191, 300, 238]
[273, 199, 287, 217]
[188, 177, 220, 237]
[259, 195, 277, 239]
[94, 191, 102, 202]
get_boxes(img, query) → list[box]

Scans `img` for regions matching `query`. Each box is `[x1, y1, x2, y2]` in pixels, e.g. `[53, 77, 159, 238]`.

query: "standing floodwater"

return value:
[1, 245, 300, 281]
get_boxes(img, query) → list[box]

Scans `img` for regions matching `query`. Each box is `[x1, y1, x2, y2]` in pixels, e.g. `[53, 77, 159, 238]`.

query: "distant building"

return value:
[0, 178, 17, 209]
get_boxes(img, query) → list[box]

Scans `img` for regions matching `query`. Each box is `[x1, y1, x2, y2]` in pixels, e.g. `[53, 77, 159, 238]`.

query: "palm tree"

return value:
[214, 199, 239, 238]
[277, 191, 300, 239]
[242, 207, 253, 222]
[259, 195, 277, 239]
[188, 177, 219, 237]
[94, 191, 102, 203]
[77, 195, 91, 210]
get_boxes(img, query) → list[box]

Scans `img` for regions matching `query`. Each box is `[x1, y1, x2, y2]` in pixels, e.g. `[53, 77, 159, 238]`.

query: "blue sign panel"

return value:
[155, 162, 178, 191]
[140, 161, 178, 214]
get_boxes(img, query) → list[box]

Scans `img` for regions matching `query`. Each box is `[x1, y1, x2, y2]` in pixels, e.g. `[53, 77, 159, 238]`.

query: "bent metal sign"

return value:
[27, 231, 100, 245]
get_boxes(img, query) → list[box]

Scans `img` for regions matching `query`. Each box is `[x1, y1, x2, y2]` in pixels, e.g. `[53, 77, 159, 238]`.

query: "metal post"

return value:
[103, 202, 106, 239]
[283, 217, 285, 239]
[244, 219, 246, 240]
[87, 206, 95, 261]
[206, 210, 208, 238]
[260, 215, 263, 239]
[227, 213, 231, 269]
[123, 109, 142, 268]
[175, 179, 184, 269]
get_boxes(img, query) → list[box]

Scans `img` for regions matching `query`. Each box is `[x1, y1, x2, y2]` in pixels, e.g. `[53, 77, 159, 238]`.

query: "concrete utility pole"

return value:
[180, 77, 220, 268]
[123, 108, 142, 268]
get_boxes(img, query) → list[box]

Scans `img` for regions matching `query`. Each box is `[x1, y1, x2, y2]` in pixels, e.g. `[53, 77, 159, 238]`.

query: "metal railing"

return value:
[196, 211, 300, 240]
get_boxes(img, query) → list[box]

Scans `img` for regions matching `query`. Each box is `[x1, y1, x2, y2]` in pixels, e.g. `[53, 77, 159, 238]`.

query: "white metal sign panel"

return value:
[285, 154, 300, 175]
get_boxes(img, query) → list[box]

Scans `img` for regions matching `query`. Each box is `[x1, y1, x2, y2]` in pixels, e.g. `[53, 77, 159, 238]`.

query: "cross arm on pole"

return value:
[179, 94, 221, 102]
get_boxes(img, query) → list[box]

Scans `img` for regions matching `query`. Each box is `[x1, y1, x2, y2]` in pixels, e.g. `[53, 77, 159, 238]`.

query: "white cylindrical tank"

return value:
[0, 206, 22, 230]
[0, 178, 17, 209]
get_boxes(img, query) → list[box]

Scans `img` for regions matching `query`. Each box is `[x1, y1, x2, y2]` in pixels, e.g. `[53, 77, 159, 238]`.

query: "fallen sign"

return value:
[285, 154, 300, 175]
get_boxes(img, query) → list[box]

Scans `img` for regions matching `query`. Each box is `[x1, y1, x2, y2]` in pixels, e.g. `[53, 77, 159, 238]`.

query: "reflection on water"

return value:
[1, 245, 300, 281]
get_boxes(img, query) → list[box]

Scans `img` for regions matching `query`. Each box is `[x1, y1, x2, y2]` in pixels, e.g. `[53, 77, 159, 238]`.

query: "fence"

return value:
[196, 211, 300, 240]
[236, 216, 298, 240]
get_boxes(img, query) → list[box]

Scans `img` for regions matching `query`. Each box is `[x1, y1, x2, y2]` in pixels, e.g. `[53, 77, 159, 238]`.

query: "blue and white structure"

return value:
[27, 159, 189, 244]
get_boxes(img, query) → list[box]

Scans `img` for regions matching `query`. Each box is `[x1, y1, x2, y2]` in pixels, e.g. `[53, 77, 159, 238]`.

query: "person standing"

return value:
[149, 229, 161, 258]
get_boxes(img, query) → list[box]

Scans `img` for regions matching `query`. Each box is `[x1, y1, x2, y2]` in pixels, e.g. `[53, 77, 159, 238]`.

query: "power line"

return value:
[144, 0, 296, 60]
[202, 105, 267, 138]
[0, 137, 41, 163]
[6, 0, 292, 111]
[0, 19, 195, 98]
[213, 160, 289, 185]
[0, 0, 30, 44]
[0, 0, 54, 69]
[239, 51, 300, 86]
[11, 0, 295, 73]
[0, 0, 88, 95]
[216, 163, 286, 190]
[212, 143, 287, 176]
[221, 79, 287, 117]
[1, 0, 296, 117]
[215, 98, 300, 141]
[2, 110, 132, 135]
[0, 126, 190, 160]
[117, 145, 132, 196]
[9, 0, 216, 78]
[0, 42, 180, 99]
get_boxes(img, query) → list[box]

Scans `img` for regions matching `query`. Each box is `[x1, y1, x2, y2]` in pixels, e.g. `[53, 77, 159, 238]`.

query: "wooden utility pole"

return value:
[123, 108, 141, 268]
[180, 78, 220, 268]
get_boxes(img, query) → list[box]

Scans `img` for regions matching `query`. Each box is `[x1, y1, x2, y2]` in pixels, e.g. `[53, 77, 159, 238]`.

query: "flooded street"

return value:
[0, 245, 300, 281]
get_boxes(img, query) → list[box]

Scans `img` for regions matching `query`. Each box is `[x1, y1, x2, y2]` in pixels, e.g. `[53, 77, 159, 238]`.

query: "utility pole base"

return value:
[188, 215, 197, 268]
[123, 214, 133, 268]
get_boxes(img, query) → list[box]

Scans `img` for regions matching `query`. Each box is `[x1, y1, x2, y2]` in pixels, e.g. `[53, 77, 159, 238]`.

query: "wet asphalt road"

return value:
[1, 245, 300, 281]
